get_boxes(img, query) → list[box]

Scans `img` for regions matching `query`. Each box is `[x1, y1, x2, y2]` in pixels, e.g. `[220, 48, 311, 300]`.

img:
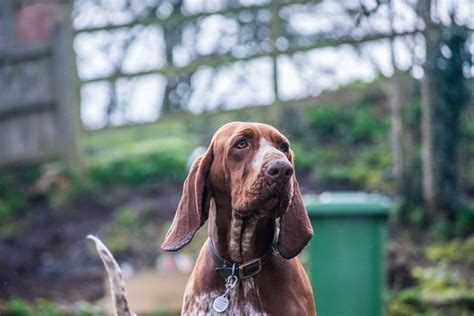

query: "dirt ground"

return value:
[0, 180, 183, 306]
[99, 270, 188, 314]
[0, 195, 110, 303]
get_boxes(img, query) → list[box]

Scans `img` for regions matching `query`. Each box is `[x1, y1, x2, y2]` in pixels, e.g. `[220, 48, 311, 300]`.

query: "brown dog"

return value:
[162, 122, 315, 315]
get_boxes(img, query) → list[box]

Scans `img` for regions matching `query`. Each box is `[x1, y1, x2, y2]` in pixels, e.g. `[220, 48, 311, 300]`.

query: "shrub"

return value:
[7, 299, 34, 316]
[88, 137, 192, 187]
[426, 236, 474, 266]
[350, 106, 387, 144]
[311, 146, 355, 184]
[403, 101, 421, 129]
[73, 301, 106, 316]
[455, 203, 474, 235]
[291, 142, 314, 173]
[351, 145, 392, 192]
[36, 299, 62, 316]
[114, 207, 138, 228]
[307, 105, 351, 140]
[3, 299, 105, 316]
[0, 166, 40, 224]
[0, 187, 27, 223]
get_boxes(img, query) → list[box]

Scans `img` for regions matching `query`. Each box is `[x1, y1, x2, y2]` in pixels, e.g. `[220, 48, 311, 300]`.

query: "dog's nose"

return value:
[265, 160, 293, 181]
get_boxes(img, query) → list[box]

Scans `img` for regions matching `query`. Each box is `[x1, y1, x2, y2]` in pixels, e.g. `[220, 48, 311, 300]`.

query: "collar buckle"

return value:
[239, 258, 262, 279]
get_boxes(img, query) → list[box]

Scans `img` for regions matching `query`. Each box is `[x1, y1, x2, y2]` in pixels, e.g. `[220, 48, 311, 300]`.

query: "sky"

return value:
[73, 0, 473, 130]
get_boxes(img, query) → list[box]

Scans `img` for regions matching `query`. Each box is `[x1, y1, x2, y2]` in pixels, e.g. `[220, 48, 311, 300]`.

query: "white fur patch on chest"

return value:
[183, 290, 219, 315]
[252, 138, 281, 170]
[182, 277, 267, 315]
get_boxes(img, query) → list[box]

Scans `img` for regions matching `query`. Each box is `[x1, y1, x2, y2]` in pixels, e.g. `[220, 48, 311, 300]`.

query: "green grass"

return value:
[388, 236, 474, 315]
[88, 137, 194, 187]
[0, 166, 41, 225]
[1, 299, 105, 316]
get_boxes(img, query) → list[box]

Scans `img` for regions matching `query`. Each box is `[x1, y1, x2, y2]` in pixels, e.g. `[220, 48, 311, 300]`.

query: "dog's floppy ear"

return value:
[161, 146, 213, 252]
[277, 150, 313, 259]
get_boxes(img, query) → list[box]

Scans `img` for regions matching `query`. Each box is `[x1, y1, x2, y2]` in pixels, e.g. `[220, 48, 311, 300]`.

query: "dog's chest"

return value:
[182, 277, 267, 315]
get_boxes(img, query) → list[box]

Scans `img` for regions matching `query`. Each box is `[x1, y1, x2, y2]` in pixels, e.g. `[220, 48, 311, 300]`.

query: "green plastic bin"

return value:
[304, 192, 391, 316]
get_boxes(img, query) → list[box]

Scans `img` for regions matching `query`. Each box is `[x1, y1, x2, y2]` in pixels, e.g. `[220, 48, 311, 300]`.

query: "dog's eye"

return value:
[279, 143, 289, 153]
[236, 139, 248, 149]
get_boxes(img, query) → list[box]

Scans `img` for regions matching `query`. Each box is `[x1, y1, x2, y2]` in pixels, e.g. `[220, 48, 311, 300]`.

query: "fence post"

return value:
[53, 17, 83, 176]
[1, 0, 15, 48]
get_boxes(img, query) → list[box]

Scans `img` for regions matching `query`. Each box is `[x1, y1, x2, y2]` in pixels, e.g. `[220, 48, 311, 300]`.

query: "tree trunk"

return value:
[389, 69, 404, 193]
[420, 68, 436, 213]
[388, 2, 404, 194]
[419, 0, 440, 217]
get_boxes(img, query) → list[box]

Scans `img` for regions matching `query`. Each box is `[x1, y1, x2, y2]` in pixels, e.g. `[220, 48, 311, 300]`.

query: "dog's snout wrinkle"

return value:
[252, 137, 286, 170]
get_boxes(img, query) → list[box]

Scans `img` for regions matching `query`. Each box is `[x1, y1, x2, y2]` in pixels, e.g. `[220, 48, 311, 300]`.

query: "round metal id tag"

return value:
[213, 295, 229, 313]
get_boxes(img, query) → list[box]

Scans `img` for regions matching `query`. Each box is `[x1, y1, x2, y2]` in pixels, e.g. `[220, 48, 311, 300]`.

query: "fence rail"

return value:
[74, 0, 311, 34]
[80, 30, 419, 84]
[0, 44, 52, 65]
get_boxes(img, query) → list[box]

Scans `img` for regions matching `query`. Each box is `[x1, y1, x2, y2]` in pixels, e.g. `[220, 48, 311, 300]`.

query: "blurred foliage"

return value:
[351, 101, 388, 144]
[6, 299, 34, 315]
[388, 299, 473, 316]
[307, 100, 387, 145]
[351, 144, 392, 191]
[426, 236, 474, 266]
[73, 301, 107, 316]
[2, 75, 472, 235]
[307, 104, 351, 141]
[0, 166, 40, 225]
[0, 178, 28, 224]
[412, 265, 466, 292]
[388, 237, 474, 315]
[2, 298, 105, 316]
[74, 75, 474, 220]
[460, 116, 474, 194]
[88, 137, 192, 187]
[388, 301, 426, 316]
[104, 207, 142, 253]
[290, 142, 314, 173]
[95, 202, 166, 257]
[76, 78, 398, 196]
[311, 145, 355, 184]
[429, 24, 471, 220]
[148, 311, 180, 316]
[302, 92, 392, 192]
[455, 204, 474, 236]
[396, 156, 425, 226]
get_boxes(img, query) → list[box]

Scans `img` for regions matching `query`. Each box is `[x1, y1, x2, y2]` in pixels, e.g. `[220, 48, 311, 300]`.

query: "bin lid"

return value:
[304, 192, 391, 217]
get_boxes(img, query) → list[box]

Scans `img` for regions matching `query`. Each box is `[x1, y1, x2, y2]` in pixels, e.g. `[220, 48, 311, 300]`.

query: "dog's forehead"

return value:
[213, 122, 284, 142]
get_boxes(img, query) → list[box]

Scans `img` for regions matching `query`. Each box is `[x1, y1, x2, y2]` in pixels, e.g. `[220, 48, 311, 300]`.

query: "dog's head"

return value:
[161, 122, 313, 259]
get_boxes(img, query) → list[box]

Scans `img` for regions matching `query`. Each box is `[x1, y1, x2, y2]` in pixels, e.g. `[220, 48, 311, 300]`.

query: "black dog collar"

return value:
[208, 227, 279, 279]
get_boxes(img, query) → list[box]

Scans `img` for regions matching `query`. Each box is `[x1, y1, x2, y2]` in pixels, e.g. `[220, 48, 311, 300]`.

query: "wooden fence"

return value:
[0, 0, 418, 170]
[75, 0, 418, 119]
[0, 20, 82, 172]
